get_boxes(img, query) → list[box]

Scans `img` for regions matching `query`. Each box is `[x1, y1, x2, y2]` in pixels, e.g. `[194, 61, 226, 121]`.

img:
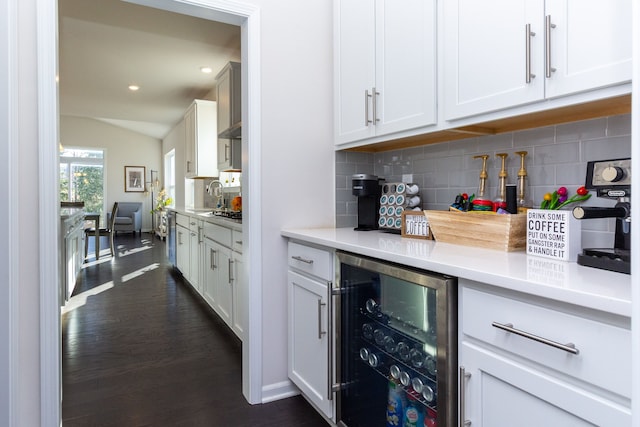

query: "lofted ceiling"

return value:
[58, 0, 241, 140]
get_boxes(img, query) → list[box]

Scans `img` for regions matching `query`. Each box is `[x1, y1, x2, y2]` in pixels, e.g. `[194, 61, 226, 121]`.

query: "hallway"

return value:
[62, 233, 328, 426]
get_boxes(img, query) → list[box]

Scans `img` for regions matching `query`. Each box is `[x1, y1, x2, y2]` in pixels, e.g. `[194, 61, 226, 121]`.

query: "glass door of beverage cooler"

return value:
[334, 251, 457, 427]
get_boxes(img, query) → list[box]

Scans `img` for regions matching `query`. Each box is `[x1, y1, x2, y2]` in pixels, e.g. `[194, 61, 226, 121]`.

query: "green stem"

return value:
[554, 193, 591, 210]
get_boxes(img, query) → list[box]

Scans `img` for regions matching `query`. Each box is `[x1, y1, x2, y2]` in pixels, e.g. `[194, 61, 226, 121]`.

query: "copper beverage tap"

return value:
[473, 154, 490, 200]
[494, 153, 509, 211]
[515, 151, 531, 212]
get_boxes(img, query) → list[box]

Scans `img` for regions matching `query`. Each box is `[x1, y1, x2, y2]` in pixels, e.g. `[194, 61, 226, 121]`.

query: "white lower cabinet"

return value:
[188, 218, 204, 295]
[458, 279, 631, 427]
[214, 241, 233, 326]
[202, 221, 244, 340]
[203, 237, 218, 308]
[230, 229, 245, 338]
[176, 219, 190, 279]
[287, 241, 334, 420]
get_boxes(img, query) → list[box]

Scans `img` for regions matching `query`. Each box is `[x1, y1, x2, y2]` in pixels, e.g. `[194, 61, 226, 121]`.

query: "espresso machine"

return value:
[352, 174, 383, 231]
[572, 158, 630, 274]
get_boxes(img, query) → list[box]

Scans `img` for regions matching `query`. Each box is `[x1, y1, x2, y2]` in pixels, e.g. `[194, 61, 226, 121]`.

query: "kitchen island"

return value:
[282, 227, 632, 426]
[60, 207, 85, 306]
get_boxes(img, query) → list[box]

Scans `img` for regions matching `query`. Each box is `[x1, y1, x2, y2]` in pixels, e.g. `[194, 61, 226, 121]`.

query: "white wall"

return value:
[0, 0, 11, 423]
[2, 0, 336, 424]
[3, 0, 48, 424]
[247, 0, 335, 395]
[162, 117, 187, 208]
[61, 115, 163, 231]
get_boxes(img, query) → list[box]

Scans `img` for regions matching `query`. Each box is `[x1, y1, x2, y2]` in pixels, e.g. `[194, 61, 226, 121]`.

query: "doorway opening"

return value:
[43, 1, 263, 424]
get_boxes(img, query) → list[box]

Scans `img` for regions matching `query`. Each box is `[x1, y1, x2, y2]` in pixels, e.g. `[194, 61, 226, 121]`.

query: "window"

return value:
[164, 149, 175, 208]
[60, 148, 105, 216]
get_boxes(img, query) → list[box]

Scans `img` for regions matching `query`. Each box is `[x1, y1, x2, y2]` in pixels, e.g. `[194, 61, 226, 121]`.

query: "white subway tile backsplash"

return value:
[423, 142, 452, 156]
[513, 125, 555, 147]
[607, 114, 632, 137]
[554, 163, 585, 185]
[423, 171, 449, 188]
[533, 141, 580, 165]
[526, 164, 556, 186]
[476, 133, 514, 151]
[457, 138, 483, 155]
[555, 117, 606, 142]
[434, 155, 464, 172]
[401, 146, 426, 160]
[582, 136, 631, 161]
[335, 114, 631, 249]
[335, 174, 348, 190]
[336, 188, 355, 203]
[345, 151, 374, 164]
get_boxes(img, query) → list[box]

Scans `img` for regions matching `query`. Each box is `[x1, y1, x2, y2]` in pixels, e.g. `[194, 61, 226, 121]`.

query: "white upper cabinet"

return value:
[334, 0, 437, 145]
[184, 99, 218, 178]
[444, 0, 632, 121]
[544, 0, 632, 99]
[444, 0, 544, 120]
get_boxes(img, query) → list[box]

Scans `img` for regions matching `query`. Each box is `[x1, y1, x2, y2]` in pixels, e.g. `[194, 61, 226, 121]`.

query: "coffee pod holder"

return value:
[378, 182, 421, 233]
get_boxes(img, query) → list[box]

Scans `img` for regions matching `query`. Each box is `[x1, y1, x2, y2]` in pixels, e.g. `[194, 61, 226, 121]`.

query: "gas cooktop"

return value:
[212, 209, 242, 220]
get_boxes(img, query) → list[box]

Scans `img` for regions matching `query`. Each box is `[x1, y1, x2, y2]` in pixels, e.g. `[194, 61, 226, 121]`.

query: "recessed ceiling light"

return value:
[128, 85, 140, 91]
[200, 66, 213, 74]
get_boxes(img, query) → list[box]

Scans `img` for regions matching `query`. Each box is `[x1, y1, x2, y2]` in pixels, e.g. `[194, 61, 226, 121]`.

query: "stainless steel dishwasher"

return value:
[166, 210, 176, 266]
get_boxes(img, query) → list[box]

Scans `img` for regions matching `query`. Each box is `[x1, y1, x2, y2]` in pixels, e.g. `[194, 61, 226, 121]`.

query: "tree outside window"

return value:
[60, 148, 105, 221]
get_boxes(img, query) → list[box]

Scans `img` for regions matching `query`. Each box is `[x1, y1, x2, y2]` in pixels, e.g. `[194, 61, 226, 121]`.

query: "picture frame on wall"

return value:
[124, 166, 146, 192]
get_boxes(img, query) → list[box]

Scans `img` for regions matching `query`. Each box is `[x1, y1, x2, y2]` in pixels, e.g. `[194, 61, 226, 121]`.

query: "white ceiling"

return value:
[58, 0, 241, 140]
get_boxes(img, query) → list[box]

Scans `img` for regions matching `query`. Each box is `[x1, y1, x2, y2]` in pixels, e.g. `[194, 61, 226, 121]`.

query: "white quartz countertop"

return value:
[170, 207, 242, 231]
[60, 207, 84, 220]
[281, 227, 632, 317]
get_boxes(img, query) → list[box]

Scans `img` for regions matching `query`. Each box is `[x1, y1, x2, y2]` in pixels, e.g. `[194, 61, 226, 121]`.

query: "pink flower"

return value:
[557, 186, 568, 197]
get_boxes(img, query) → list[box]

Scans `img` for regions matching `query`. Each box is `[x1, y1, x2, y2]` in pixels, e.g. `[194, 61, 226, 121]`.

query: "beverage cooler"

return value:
[334, 251, 457, 427]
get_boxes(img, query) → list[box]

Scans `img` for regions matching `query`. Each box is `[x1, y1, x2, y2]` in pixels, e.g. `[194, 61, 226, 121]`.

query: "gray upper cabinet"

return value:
[216, 61, 242, 139]
[216, 62, 241, 171]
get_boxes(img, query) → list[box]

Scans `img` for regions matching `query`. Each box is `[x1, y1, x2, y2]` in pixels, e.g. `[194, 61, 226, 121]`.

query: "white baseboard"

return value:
[261, 380, 300, 404]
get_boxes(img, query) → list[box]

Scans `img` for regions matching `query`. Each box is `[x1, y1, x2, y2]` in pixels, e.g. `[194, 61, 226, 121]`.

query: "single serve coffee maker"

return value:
[572, 158, 630, 274]
[352, 174, 383, 231]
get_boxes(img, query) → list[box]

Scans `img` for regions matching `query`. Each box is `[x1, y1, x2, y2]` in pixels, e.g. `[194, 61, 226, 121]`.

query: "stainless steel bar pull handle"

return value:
[364, 89, 372, 126]
[525, 24, 536, 83]
[228, 259, 234, 283]
[459, 366, 471, 427]
[545, 15, 557, 78]
[372, 87, 380, 124]
[492, 322, 579, 355]
[327, 283, 334, 401]
[210, 248, 215, 270]
[317, 299, 327, 339]
[291, 255, 313, 264]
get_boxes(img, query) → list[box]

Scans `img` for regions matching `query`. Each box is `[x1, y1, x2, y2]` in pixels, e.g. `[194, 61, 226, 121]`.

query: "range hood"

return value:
[218, 121, 241, 139]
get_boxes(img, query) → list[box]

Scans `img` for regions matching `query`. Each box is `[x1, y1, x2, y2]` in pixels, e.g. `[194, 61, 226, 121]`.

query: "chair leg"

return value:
[109, 233, 115, 257]
[84, 234, 89, 259]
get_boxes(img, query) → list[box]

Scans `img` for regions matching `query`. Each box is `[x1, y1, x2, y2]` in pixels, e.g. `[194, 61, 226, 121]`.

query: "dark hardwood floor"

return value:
[62, 233, 329, 427]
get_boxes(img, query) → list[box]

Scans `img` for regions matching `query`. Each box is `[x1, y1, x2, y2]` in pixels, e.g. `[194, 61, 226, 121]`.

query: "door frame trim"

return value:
[38, 0, 263, 424]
